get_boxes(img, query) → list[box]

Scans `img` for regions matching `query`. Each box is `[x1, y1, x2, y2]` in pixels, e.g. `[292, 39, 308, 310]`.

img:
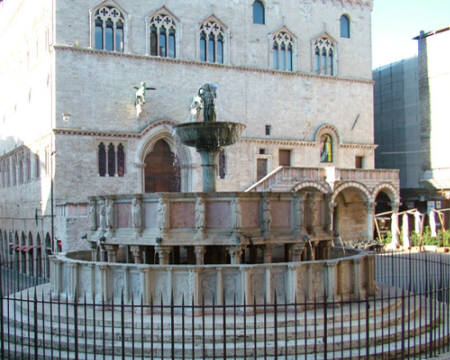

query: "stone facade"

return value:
[0, 0, 399, 265]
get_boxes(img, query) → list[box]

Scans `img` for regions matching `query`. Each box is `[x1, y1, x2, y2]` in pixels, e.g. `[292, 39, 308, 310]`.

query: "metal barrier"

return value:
[1, 252, 450, 359]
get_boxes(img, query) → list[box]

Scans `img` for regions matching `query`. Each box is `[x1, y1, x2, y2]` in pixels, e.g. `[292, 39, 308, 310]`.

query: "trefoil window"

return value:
[314, 36, 335, 76]
[94, 5, 125, 52]
[148, 12, 176, 58]
[200, 19, 225, 64]
[272, 30, 294, 71]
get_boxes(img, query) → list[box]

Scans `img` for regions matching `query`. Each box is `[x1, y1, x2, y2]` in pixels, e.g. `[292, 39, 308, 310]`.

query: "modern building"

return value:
[374, 27, 450, 226]
[0, 0, 399, 274]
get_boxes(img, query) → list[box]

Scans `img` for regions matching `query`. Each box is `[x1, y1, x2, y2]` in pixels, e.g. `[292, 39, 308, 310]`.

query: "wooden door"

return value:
[144, 140, 181, 192]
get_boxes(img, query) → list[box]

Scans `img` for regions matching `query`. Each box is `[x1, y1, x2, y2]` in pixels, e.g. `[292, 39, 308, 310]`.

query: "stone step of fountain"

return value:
[2, 318, 449, 360]
[5, 291, 407, 334]
[2, 295, 446, 359]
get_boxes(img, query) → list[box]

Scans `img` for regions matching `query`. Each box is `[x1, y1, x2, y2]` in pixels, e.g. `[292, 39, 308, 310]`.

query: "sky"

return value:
[372, 0, 450, 69]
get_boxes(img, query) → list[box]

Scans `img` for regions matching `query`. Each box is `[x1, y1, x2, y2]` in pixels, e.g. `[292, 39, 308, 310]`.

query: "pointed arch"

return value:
[271, 26, 296, 71]
[136, 120, 192, 192]
[199, 15, 228, 64]
[90, 0, 128, 52]
[146, 6, 180, 58]
[312, 32, 336, 75]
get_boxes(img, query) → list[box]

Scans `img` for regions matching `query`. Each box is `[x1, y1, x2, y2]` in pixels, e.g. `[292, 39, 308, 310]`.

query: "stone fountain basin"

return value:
[175, 122, 246, 151]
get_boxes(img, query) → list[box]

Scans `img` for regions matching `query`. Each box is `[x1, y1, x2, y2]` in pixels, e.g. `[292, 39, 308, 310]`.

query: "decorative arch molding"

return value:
[311, 31, 337, 76]
[331, 181, 371, 203]
[145, 6, 180, 57]
[314, 123, 341, 144]
[371, 182, 400, 204]
[292, 180, 332, 194]
[270, 25, 298, 71]
[197, 14, 230, 64]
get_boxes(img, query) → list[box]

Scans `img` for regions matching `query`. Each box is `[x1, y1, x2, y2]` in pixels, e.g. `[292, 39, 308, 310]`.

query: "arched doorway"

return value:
[332, 183, 371, 248]
[144, 139, 181, 192]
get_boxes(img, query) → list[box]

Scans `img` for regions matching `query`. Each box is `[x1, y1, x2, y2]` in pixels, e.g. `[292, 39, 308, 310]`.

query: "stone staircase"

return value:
[2, 284, 450, 359]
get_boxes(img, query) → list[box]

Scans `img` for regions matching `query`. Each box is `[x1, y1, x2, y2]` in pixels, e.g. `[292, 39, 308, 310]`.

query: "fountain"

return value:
[48, 83, 376, 306]
[175, 83, 245, 192]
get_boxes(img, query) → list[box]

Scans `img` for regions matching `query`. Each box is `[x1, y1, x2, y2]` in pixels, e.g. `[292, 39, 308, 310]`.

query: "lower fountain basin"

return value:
[175, 122, 246, 151]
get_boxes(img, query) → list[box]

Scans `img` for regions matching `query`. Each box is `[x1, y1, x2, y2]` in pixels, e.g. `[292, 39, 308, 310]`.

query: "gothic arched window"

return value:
[117, 143, 125, 177]
[98, 143, 106, 176]
[272, 29, 294, 71]
[107, 143, 116, 177]
[313, 35, 335, 76]
[98, 142, 125, 177]
[200, 18, 225, 64]
[253, 1, 265, 24]
[340, 14, 350, 38]
[93, 5, 125, 52]
[148, 12, 177, 58]
[320, 134, 333, 163]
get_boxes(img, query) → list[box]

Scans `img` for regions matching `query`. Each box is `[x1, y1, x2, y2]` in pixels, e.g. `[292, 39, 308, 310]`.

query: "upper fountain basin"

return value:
[175, 122, 246, 152]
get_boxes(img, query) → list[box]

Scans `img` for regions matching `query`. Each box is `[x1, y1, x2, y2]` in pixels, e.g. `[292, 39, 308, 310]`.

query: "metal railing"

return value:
[1, 252, 450, 359]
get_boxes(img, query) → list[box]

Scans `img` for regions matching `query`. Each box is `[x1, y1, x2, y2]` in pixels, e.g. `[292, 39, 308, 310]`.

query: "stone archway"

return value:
[144, 139, 181, 192]
[332, 182, 371, 248]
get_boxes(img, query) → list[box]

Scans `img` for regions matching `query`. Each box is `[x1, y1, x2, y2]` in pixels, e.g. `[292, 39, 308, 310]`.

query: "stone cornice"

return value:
[53, 45, 374, 85]
[242, 137, 377, 150]
[52, 127, 378, 152]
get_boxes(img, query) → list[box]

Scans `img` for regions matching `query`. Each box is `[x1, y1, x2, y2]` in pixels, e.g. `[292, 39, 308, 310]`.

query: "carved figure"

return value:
[88, 199, 97, 231]
[262, 195, 272, 237]
[133, 81, 156, 117]
[189, 95, 203, 122]
[131, 197, 142, 229]
[98, 199, 106, 230]
[157, 198, 167, 233]
[198, 83, 217, 122]
[105, 198, 114, 230]
[195, 197, 205, 231]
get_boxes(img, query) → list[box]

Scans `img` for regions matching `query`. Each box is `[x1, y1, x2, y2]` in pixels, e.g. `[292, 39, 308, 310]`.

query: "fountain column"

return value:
[365, 201, 375, 243]
[199, 150, 219, 193]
